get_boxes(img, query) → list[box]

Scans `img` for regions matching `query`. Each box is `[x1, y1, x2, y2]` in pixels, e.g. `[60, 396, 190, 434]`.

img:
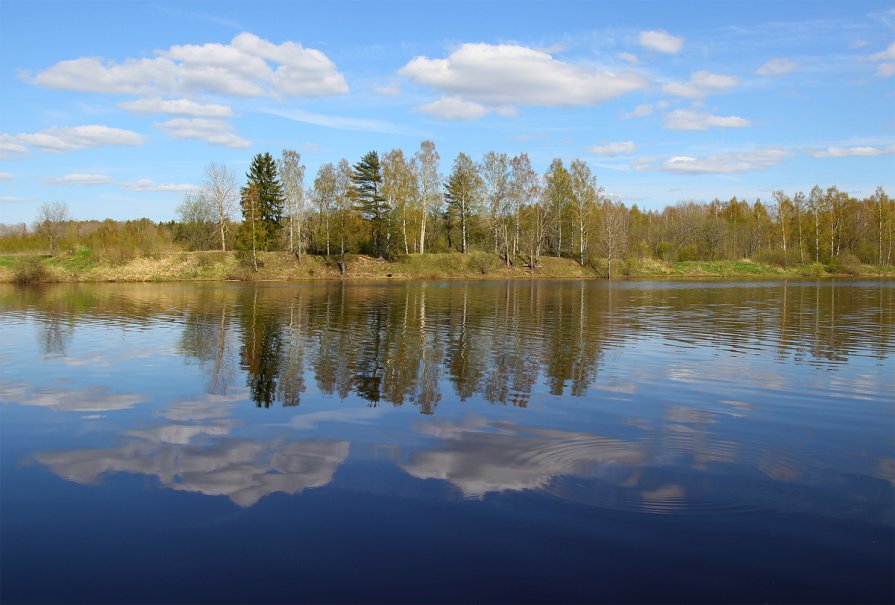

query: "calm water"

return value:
[1, 280, 893, 603]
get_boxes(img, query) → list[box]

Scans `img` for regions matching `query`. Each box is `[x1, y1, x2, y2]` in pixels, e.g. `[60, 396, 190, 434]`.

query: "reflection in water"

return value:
[402, 416, 646, 497]
[2, 280, 892, 603]
[32, 392, 349, 508]
[4, 281, 893, 411]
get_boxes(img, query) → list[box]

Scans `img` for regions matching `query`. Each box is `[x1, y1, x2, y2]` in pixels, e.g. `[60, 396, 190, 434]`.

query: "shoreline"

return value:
[2, 250, 893, 284]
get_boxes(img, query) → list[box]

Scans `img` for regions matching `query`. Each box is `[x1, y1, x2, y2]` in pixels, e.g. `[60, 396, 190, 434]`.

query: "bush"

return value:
[752, 248, 787, 266]
[828, 251, 862, 275]
[12, 257, 51, 285]
[798, 262, 828, 277]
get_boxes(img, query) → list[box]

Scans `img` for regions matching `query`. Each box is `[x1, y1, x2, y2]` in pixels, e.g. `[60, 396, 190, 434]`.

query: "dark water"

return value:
[1, 280, 892, 604]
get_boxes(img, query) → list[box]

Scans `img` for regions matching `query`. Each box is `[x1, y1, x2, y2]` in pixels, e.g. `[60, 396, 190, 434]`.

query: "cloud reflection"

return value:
[401, 416, 647, 498]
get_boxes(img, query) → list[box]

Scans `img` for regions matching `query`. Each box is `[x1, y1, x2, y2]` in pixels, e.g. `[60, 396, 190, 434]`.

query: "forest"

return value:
[2, 140, 893, 278]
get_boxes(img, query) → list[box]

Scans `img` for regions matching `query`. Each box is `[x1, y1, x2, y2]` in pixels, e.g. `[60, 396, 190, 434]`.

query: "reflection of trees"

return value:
[9, 280, 894, 413]
[239, 288, 285, 407]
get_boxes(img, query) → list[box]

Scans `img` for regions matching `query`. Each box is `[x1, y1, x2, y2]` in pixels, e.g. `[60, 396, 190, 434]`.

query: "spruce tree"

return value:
[242, 152, 285, 251]
[352, 151, 388, 258]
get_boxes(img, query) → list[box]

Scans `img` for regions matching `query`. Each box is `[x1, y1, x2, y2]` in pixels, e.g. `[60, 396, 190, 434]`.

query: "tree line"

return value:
[4, 140, 894, 271]
[178, 142, 895, 272]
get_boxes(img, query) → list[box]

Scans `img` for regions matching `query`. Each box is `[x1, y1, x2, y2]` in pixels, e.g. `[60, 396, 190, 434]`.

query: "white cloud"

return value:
[663, 71, 739, 98]
[869, 42, 895, 77]
[589, 141, 637, 156]
[654, 148, 790, 174]
[10, 125, 144, 153]
[263, 107, 421, 135]
[46, 173, 114, 185]
[415, 96, 491, 121]
[0, 195, 26, 203]
[809, 144, 895, 158]
[119, 98, 233, 117]
[663, 109, 750, 130]
[28, 32, 348, 99]
[638, 30, 684, 54]
[154, 118, 250, 148]
[869, 41, 895, 61]
[617, 52, 639, 65]
[373, 82, 401, 96]
[398, 42, 646, 119]
[756, 58, 797, 76]
[624, 103, 653, 118]
[0, 135, 29, 158]
[0, 172, 12, 180]
[121, 178, 199, 193]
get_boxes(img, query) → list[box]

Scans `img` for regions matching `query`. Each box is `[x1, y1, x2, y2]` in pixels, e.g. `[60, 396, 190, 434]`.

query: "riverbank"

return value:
[2, 249, 893, 283]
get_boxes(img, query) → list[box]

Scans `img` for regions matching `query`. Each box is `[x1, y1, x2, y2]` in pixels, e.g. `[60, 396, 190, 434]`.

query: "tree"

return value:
[544, 159, 571, 257]
[312, 163, 337, 258]
[176, 192, 216, 250]
[278, 150, 305, 260]
[202, 162, 238, 252]
[243, 152, 285, 252]
[598, 201, 628, 279]
[444, 153, 482, 254]
[36, 201, 69, 256]
[415, 140, 441, 254]
[352, 151, 387, 258]
[569, 159, 599, 265]
[481, 151, 510, 263]
[335, 159, 356, 257]
[381, 149, 418, 256]
[240, 183, 260, 271]
[509, 153, 539, 262]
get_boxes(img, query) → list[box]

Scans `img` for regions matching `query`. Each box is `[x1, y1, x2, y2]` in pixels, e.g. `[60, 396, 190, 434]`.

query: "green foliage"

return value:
[12, 256, 51, 284]
[352, 150, 388, 258]
[242, 152, 285, 251]
[827, 251, 862, 275]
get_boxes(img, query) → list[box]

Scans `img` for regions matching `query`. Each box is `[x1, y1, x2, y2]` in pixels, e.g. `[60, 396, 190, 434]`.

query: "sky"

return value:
[1, 0, 894, 224]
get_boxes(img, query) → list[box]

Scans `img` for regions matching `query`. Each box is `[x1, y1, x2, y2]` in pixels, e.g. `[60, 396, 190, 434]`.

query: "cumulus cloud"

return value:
[663, 70, 739, 98]
[0, 172, 12, 180]
[808, 144, 895, 158]
[756, 58, 797, 76]
[121, 178, 199, 193]
[6, 125, 143, 154]
[638, 30, 684, 54]
[589, 141, 637, 156]
[624, 103, 654, 118]
[0, 135, 28, 158]
[154, 118, 250, 148]
[45, 173, 114, 185]
[415, 96, 491, 121]
[119, 97, 233, 117]
[645, 148, 791, 174]
[663, 109, 750, 130]
[28, 32, 348, 99]
[398, 42, 646, 119]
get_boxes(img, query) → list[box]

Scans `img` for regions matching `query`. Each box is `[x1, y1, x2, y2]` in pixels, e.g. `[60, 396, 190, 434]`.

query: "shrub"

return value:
[12, 257, 51, 285]
[828, 251, 862, 275]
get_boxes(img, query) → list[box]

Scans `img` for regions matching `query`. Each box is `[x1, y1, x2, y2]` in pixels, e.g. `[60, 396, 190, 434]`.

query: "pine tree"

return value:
[242, 152, 285, 251]
[352, 151, 388, 258]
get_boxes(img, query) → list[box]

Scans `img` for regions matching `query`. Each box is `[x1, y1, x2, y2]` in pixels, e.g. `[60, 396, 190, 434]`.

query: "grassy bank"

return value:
[1, 249, 893, 283]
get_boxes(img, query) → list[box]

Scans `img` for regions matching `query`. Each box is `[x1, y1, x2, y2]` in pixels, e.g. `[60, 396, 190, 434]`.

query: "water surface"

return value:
[1, 280, 893, 603]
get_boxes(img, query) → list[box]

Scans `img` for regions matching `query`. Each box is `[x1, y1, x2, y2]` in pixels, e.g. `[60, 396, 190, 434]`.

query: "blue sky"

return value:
[1, 0, 894, 224]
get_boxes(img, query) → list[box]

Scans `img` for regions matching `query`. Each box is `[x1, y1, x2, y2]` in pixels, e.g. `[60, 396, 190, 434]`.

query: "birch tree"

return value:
[278, 149, 305, 260]
[480, 151, 510, 263]
[569, 159, 599, 265]
[202, 162, 238, 252]
[414, 140, 441, 254]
